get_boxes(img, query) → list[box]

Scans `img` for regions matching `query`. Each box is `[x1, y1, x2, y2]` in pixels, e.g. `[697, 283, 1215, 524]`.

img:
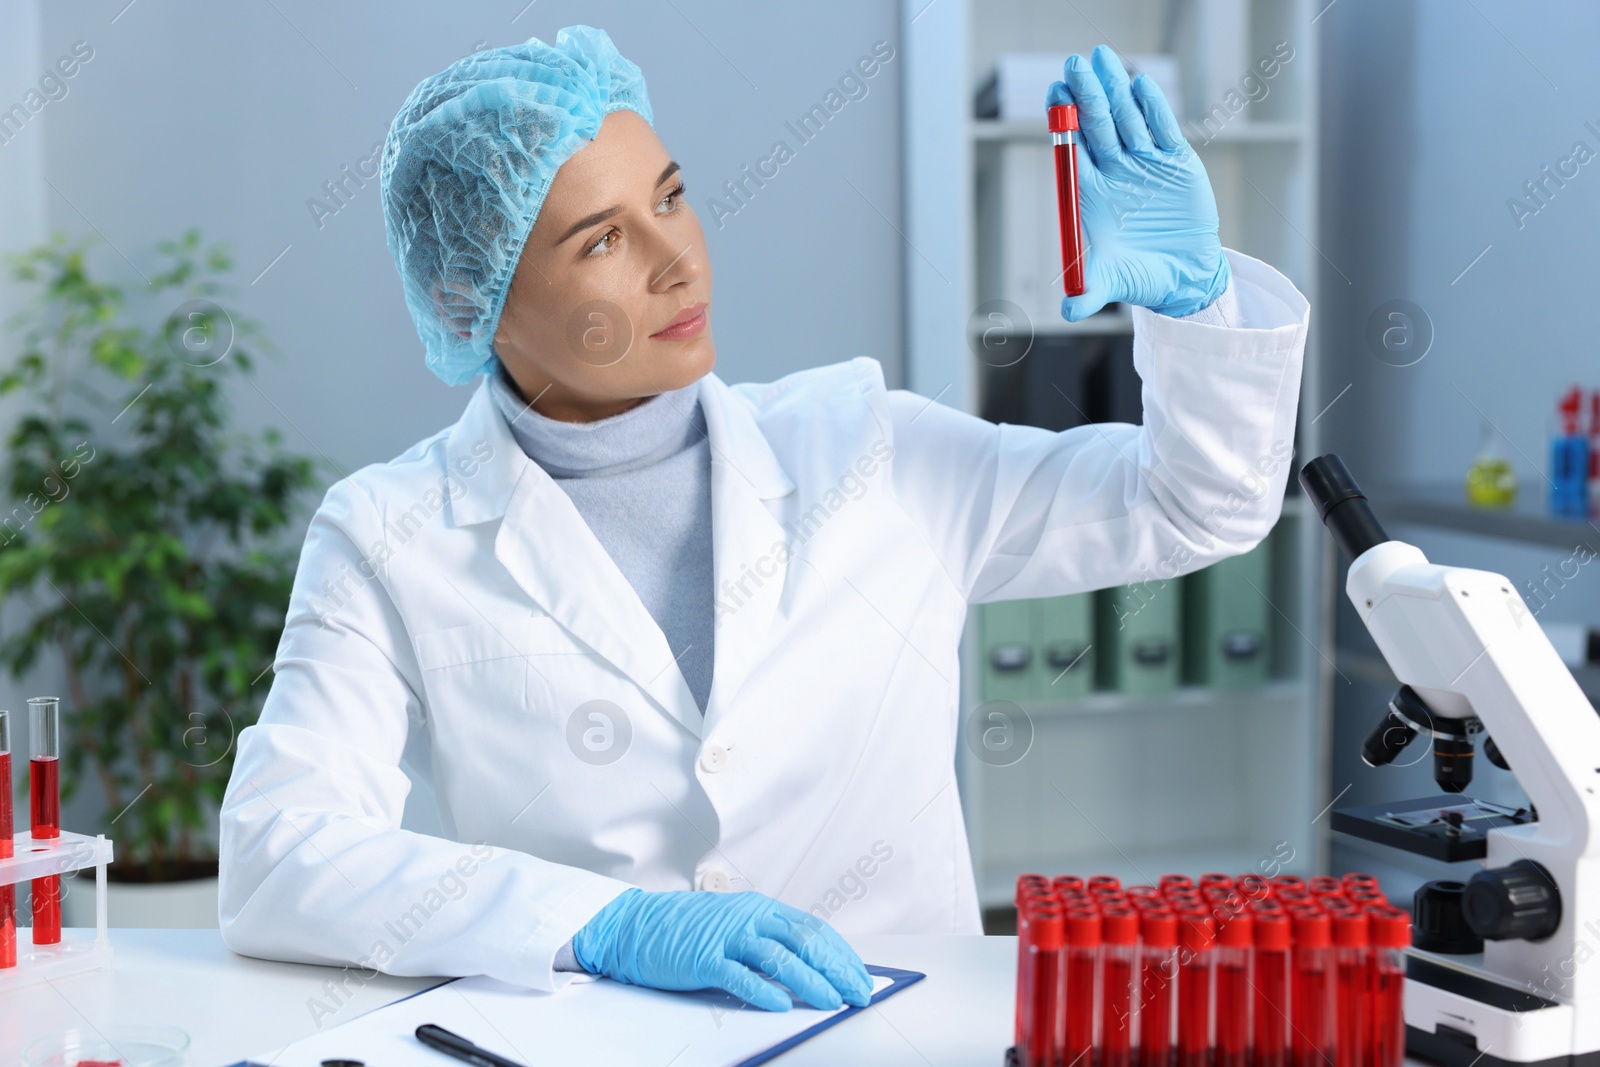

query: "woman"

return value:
[218, 26, 1307, 1012]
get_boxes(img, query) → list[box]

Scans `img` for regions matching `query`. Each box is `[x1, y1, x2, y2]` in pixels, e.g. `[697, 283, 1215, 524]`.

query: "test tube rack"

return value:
[0, 829, 114, 990]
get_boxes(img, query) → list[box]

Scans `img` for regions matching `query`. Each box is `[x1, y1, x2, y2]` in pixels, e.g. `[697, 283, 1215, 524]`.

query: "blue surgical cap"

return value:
[380, 25, 654, 386]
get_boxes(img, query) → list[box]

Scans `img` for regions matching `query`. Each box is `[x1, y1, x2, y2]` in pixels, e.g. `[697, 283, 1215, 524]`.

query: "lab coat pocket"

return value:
[412, 616, 597, 717]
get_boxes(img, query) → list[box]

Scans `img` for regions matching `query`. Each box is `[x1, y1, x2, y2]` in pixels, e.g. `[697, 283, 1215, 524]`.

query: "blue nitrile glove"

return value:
[1047, 44, 1230, 320]
[571, 888, 874, 1012]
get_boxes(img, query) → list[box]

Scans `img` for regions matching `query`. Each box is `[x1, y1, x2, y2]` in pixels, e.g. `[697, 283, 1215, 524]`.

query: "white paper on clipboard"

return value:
[234, 966, 920, 1067]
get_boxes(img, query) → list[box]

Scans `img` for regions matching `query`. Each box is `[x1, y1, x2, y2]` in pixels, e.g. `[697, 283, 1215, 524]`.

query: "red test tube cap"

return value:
[1310, 876, 1345, 897]
[1179, 914, 1216, 953]
[1332, 910, 1370, 947]
[1270, 875, 1306, 893]
[1160, 874, 1194, 890]
[1254, 910, 1291, 950]
[1219, 909, 1254, 948]
[1199, 872, 1235, 888]
[1367, 906, 1412, 948]
[1033, 908, 1066, 951]
[1104, 908, 1140, 945]
[1088, 875, 1122, 891]
[1291, 909, 1331, 948]
[1047, 103, 1080, 133]
[1067, 910, 1103, 948]
[1342, 872, 1379, 889]
[1237, 874, 1271, 901]
[1141, 909, 1179, 948]
[1053, 875, 1086, 892]
[1132, 895, 1171, 912]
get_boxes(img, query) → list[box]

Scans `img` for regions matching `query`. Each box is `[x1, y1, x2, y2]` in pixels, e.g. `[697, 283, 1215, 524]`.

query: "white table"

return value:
[2, 929, 1015, 1066]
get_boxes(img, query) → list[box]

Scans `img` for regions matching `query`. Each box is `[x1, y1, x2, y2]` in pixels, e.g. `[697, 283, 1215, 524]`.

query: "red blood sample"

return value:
[1015, 879, 1052, 1053]
[1024, 904, 1065, 1067]
[1139, 910, 1179, 1067]
[1334, 911, 1371, 1067]
[1101, 909, 1140, 1067]
[30, 754, 61, 945]
[0, 742, 12, 969]
[1252, 907, 1292, 1067]
[1367, 906, 1411, 1067]
[1215, 909, 1253, 1067]
[1291, 910, 1334, 1067]
[1047, 103, 1086, 297]
[1064, 910, 1102, 1067]
[1177, 915, 1215, 1067]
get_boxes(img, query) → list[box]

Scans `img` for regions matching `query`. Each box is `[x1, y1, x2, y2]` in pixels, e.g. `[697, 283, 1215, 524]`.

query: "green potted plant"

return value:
[0, 230, 320, 924]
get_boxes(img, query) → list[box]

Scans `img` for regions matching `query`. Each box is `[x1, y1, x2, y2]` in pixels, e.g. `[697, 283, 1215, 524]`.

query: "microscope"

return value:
[1301, 456, 1600, 1067]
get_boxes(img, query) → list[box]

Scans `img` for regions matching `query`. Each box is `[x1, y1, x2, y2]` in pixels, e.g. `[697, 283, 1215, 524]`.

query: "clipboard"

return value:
[225, 963, 925, 1067]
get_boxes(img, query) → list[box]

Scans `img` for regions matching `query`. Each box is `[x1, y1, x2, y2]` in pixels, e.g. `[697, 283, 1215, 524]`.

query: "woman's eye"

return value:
[585, 229, 617, 256]
[658, 181, 687, 213]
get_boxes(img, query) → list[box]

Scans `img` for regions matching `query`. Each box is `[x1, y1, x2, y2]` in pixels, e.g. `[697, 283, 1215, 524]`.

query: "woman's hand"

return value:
[1048, 44, 1230, 321]
[572, 888, 875, 1011]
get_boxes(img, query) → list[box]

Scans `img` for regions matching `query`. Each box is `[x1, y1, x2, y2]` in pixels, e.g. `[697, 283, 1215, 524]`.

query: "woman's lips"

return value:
[651, 301, 708, 341]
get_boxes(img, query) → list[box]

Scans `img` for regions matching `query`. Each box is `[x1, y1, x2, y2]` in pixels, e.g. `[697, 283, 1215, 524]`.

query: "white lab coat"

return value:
[218, 250, 1308, 992]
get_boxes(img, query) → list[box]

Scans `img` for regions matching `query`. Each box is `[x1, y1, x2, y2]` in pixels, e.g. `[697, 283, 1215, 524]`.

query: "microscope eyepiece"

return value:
[1298, 455, 1391, 561]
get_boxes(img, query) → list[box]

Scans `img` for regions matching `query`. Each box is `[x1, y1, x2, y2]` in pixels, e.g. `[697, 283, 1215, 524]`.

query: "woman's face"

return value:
[492, 109, 714, 422]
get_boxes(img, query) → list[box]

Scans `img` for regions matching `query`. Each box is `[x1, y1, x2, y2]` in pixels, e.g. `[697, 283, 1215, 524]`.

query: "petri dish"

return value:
[23, 1024, 190, 1067]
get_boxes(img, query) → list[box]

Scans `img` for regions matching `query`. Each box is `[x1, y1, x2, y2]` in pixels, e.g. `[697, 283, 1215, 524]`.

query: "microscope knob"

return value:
[1413, 879, 1483, 954]
[1463, 860, 1562, 942]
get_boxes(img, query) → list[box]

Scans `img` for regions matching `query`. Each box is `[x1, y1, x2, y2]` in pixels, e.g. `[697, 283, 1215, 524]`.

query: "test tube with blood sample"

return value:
[1251, 907, 1292, 1067]
[1047, 104, 1087, 297]
[1023, 901, 1065, 1067]
[1367, 906, 1412, 1067]
[1063, 909, 1102, 1067]
[1177, 914, 1215, 1067]
[1101, 908, 1140, 1067]
[29, 696, 61, 946]
[1333, 910, 1372, 1067]
[1214, 910, 1254, 1067]
[0, 708, 13, 968]
[1139, 909, 1178, 1067]
[1291, 908, 1334, 1067]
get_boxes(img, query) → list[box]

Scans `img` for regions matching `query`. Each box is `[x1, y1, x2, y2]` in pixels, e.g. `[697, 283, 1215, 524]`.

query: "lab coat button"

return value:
[698, 743, 729, 773]
[699, 868, 732, 892]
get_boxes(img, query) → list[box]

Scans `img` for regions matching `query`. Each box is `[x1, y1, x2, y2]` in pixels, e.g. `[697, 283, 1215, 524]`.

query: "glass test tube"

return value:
[1334, 911, 1371, 1067]
[1251, 907, 1292, 1067]
[1063, 909, 1102, 1067]
[1022, 900, 1064, 1067]
[0, 708, 14, 968]
[1015, 877, 1051, 1057]
[29, 696, 61, 946]
[1101, 908, 1140, 1067]
[1367, 906, 1411, 1067]
[1177, 914, 1215, 1067]
[1291, 909, 1334, 1067]
[1139, 910, 1178, 1067]
[1214, 911, 1254, 1067]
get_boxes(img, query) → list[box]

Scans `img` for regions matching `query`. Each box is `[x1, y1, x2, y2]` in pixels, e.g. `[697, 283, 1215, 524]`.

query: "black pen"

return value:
[415, 1023, 531, 1067]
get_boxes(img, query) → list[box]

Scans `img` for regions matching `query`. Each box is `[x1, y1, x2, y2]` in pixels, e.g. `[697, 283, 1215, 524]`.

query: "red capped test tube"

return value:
[1367, 906, 1411, 1067]
[1237, 873, 1271, 905]
[1291, 909, 1334, 1067]
[29, 696, 61, 946]
[1022, 901, 1065, 1067]
[1160, 874, 1194, 894]
[1341, 873, 1380, 893]
[1270, 875, 1307, 897]
[1333, 911, 1371, 1067]
[1047, 103, 1087, 297]
[1252, 907, 1292, 1067]
[1015, 877, 1052, 1056]
[1139, 909, 1178, 1067]
[1310, 875, 1346, 900]
[0, 707, 14, 968]
[1102, 908, 1140, 1067]
[1215, 910, 1253, 1067]
[1199, 872, 1235, 892]
[1063, 910, 1102, 1067]
[1177, 915, 1215, 1067]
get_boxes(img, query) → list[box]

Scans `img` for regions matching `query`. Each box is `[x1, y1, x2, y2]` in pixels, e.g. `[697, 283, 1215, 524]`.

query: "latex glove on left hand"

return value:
[572, 888, 874, 1012]
[1048, 44, 1230, 320]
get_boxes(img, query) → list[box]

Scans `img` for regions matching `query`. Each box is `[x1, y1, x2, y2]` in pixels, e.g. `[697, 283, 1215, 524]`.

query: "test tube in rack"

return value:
[1, 707, 14, 968]
[29, 696, 61, 945]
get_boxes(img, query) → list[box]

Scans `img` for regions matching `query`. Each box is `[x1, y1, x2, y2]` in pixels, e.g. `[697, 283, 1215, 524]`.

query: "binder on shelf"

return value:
[1031, 594, 1095, 699]
[980, 600, 1035, 703]
[1096, 581, 1180, 695]
[1184, 534, 1273, 689]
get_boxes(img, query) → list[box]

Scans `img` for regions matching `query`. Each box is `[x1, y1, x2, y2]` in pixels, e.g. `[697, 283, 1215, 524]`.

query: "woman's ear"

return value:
[431, 277, 478, 342]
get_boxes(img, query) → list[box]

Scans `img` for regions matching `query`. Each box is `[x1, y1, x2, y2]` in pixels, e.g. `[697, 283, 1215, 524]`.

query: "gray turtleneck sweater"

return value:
[488, 362, 716, 715]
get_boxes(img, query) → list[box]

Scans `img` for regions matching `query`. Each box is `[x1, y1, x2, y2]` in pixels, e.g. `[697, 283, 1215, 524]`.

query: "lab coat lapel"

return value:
[694, 373, 796, 735]
[449, 378, 704, 738]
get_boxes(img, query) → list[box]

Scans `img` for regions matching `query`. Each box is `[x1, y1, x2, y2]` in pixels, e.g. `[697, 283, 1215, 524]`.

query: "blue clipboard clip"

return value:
[728, 964, 926, 1067]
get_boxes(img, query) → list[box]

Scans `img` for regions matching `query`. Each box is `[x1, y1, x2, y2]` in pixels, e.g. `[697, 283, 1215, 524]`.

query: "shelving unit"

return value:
[902, 0, 1329, 917]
